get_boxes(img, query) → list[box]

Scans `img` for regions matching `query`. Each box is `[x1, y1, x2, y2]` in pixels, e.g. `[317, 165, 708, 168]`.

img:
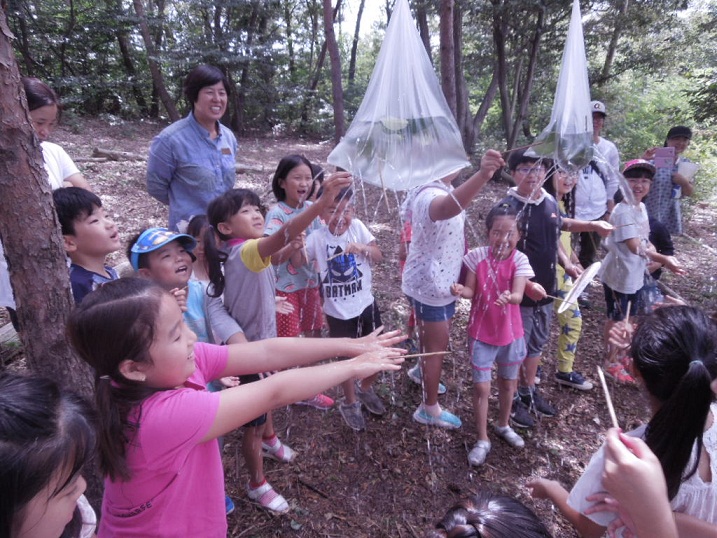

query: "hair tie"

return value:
[99, 375, 111, 381]
[690, 360, 704, 368]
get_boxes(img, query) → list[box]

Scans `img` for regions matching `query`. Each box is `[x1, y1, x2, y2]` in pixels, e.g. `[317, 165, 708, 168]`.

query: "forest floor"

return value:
[3, 117, 717, 537]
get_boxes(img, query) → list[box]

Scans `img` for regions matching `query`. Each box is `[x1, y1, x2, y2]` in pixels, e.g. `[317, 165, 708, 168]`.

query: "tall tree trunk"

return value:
[439, 0, 457, 118]
[0, 8, 103, 507]
[508, 7, 544, 148]
[453, 2, 469, 146]
[132, 0, 179, 121]
[492, 1, 513, 144]
[323, 0, 345, 143]
[0, 6, 92, 396]
[347, 0, 365, 85]
[415, 0, 432, 61]
[598, 0, 629, 85]
[231, 4, 260, 133]
[284, 0, 296, 79]
[464, 73, 499, 154]
[113, 0, 149, 116]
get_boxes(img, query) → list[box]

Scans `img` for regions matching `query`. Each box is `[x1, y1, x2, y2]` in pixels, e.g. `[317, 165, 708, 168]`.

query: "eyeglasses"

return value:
[515, 166, 545, 176]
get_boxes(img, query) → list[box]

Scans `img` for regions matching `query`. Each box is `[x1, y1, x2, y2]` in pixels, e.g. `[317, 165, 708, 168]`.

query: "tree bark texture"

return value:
[0, 10, 94, 391]
[439, 0, 457, 118]
[323, 0, 345, 144]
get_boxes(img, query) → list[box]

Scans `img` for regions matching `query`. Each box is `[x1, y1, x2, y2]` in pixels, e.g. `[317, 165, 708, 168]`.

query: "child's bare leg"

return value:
[358, 372, 379, 392]
[472, 381, 490, 441]
[520, 355, 540, 388]
[262, 410, 275, 439]
[603, 319, 618, 365]
[342, 378, 357, 404]
[243, 423, 266, 485]
[496, 377, 517, 428]
[418, 319, 450, 406]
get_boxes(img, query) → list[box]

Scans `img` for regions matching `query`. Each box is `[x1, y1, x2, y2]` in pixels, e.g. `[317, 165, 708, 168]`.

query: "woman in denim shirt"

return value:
[147, 65, 237, 231]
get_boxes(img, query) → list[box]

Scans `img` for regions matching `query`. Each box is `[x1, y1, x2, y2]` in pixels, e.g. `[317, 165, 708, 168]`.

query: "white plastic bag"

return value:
[533, 0, 593, 171]
[327, 0, 469, 191]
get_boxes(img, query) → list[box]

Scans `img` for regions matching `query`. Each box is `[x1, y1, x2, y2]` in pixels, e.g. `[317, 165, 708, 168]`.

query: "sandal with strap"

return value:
[247, 481, 289, 513]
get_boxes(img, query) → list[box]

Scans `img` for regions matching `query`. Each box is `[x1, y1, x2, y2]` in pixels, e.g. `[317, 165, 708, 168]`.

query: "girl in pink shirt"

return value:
[451, 204, 534, 468]
[67, 278, 405, 537]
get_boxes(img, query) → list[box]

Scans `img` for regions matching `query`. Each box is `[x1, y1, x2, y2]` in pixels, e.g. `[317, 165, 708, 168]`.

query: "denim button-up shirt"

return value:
[147, 112, 238, 230]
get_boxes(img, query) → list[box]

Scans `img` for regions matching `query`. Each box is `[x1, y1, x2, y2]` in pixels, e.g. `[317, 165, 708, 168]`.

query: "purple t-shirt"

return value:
[99, 343, 227, 538]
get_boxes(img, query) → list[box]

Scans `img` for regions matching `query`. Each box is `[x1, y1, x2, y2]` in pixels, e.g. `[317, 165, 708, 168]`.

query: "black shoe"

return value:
[510, 397, 535, 428]
[519, 387, 557, 417]
[555, 371, 594, 391]
[577, 293, 591, 309]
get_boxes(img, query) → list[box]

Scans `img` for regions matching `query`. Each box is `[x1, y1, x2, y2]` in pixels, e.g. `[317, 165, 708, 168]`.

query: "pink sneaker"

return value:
[295, 393, 334, 410]
[604, 363, 636, 385]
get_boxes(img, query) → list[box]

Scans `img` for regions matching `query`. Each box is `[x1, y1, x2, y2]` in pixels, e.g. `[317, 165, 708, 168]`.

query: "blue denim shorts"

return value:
[470, 337, 526, 383]
[409, 297, 456, 322]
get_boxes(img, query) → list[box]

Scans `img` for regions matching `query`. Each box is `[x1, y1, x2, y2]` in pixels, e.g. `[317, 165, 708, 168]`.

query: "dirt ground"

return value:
[3, 117, 717, 537]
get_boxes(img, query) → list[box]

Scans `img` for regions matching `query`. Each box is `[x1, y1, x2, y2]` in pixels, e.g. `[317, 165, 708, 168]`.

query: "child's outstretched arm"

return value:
[624, 238, 686, 276]
[562, 217, 613, 237]
[527, 479, 605, 538]
[429, 150, 504, 221]
[203, 348, 404, 440]
[257, 171, 352, 259]
[220, 327, 406, 377]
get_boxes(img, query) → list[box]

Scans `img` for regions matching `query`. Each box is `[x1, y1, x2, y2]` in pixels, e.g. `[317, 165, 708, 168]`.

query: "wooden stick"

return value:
[597, 366, 619, 428]
[545, 294, 577, 307]
[327, 251, 344, 262]
[401, 351, 450, 360]
[624, 300, 632, 327]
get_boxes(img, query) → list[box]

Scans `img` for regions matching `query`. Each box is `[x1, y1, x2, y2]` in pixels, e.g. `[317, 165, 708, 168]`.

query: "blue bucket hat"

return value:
[130, 227, 197, 271]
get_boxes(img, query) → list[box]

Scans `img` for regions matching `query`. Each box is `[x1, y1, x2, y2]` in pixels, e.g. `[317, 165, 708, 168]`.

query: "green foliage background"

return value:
[6, 0, 717, 202]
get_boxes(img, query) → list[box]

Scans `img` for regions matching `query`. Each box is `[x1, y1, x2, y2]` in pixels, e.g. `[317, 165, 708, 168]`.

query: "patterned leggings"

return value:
[554, 265, 583, 373]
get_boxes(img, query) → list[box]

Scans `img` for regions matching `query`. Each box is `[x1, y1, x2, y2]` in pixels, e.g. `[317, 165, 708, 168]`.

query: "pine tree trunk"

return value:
[0, 9, 102, 508]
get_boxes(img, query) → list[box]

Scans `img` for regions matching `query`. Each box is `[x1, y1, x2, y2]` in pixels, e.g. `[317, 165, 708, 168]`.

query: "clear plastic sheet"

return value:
[533, 0, 593, 172]
[327, 0, 469, 191]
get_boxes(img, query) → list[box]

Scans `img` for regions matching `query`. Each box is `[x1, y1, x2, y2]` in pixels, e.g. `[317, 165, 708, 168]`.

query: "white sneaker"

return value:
[494, 425, 525, 448]
[468, 440, 492, 466]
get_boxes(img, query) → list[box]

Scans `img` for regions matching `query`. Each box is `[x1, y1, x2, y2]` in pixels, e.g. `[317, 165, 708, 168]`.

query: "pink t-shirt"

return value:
[99, 343, 228, 538]
[463, 247, 534, 346]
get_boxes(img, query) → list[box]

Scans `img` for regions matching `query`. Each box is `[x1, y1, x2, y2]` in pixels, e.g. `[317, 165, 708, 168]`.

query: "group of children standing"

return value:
[3, 139, 709, 538]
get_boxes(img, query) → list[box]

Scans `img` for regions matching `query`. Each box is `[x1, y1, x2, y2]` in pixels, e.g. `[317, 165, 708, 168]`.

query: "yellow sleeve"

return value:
[239, 238, 272, 273]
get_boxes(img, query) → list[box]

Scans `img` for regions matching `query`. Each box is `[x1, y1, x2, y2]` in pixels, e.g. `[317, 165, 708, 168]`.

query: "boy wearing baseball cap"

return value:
[128, 227, 245, 345]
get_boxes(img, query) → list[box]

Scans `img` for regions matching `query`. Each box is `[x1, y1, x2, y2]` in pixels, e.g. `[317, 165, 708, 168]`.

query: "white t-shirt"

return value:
[42, 141, 80, 189]
[306, 219, 375, 320]
[575, 137, 620, 221]
[600, 202, 649, 294]
[568, 402, 717, 533]
[401, 182, 465, 307]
